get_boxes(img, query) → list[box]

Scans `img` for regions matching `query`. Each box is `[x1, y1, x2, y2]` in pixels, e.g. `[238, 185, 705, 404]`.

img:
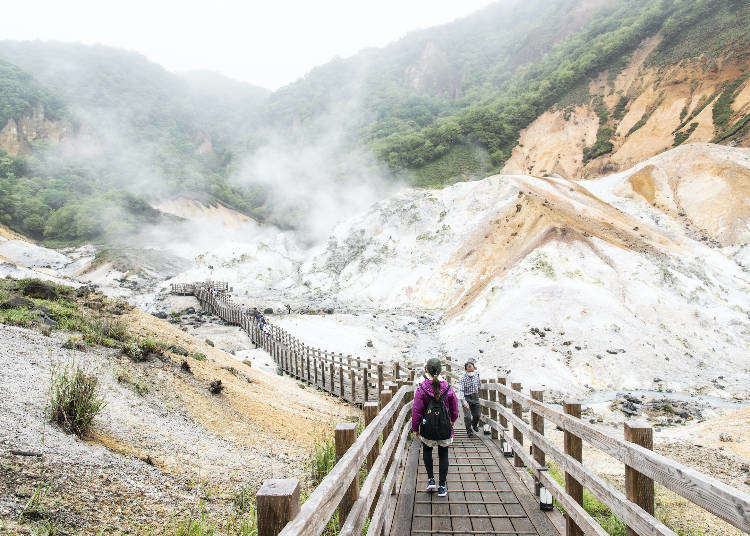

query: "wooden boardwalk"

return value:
[392, 416, 558, 536]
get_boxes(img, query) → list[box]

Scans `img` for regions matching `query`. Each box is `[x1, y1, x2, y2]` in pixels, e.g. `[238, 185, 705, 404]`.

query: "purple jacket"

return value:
[411, 378, 460, 437]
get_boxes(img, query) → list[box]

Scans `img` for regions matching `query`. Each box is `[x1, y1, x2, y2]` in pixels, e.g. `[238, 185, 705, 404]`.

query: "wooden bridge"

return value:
[171, 282, 750, 536]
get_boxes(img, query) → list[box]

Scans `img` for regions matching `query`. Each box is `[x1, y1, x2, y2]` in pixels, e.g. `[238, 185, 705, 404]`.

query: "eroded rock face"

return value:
[613, 144, 750, 246]
[0, 103, 71, 156]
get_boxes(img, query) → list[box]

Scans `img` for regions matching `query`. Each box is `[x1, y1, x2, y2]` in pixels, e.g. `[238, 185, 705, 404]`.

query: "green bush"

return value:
[311, 435, 337, 486]
[48, 362, 105, 438]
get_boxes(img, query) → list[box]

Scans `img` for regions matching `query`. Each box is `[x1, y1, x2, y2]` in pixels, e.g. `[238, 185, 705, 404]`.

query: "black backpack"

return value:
[419, 383, 453, 440]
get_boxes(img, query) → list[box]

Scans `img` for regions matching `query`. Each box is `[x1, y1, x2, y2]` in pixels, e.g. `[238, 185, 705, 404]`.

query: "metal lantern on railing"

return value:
[501, 432, 513, 457]
[483, 424, 491, 435]
[538, 467, 554, 511]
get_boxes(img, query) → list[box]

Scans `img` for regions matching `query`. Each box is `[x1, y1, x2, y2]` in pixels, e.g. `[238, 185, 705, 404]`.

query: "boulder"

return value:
[21, 280, 58, 300]
[0, 296, 34, 310]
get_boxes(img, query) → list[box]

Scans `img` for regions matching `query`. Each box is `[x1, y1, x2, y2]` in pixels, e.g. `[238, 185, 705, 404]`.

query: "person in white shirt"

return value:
[457, 358, 481, 437]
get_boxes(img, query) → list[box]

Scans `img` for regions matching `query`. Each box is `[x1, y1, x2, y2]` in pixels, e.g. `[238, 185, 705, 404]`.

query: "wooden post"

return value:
[313, 349, 318, 387]
[388, 383, 399, 433]
[339, 364, 345, 399]
[498, 377, 508, 429]
[512, 382, 523, 468]
[257, 478, 300, 536]
[624, 420, 654, 536]
[320, 352, 326, 390]
[530, 389, 545, 496]
[364, 402, 380, 471]
[361, 366, 369, 401]
[329, 361, 335, 393]
[409, 369, 415, 383]
[306, 348, 311, 384]
[489, 378, 498, 439]
[349, 369, 355, 403]
[335, 423, 359, 522]
[563, 400, 583, 536]
[394, 362, 400, 380]
[377, 364, 384, 399]
[480, 379, 489, 418]
[380, 390, 393, 439]
[445, 355, 452, 378]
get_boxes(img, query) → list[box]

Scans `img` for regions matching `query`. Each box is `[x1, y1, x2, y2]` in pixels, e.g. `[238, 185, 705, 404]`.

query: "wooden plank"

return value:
[389, 438, 420, 536]
[367, 418, 412, 536]
[481, 415, 608, 536]
[483, 401, 677, 536]
[279, 387, 410, 536]
[486, 382, 750, 532]
[563, 401, 583, 536]
[625, 421, 655, 536]
[340, 403, 412, 536]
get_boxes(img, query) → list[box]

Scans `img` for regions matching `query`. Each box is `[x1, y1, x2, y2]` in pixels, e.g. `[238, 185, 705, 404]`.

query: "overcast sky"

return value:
[4, 0, 496, 90]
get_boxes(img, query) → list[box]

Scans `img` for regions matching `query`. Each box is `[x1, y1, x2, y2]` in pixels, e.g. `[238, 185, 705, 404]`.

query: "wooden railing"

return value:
[256, 383, 416, 536]
[476, 378, 750, 536]
[170, 281, 422, 403]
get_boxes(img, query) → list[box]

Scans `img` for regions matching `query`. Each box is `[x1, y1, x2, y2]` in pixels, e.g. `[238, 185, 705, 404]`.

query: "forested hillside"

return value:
[259, 0, 749, 185]
[0, 42, 269, 244]
[0, 0, 748, 245]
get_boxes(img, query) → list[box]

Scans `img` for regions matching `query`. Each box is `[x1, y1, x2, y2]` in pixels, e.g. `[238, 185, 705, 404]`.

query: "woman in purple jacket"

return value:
[411, 358, 459, 497]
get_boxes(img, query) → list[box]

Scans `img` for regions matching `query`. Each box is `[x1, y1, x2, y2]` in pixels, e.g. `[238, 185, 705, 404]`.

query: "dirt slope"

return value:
[503, 38, 750, 179]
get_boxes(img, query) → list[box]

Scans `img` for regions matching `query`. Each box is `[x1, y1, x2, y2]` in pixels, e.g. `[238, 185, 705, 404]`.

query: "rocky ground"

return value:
[0, 311, 358, 535]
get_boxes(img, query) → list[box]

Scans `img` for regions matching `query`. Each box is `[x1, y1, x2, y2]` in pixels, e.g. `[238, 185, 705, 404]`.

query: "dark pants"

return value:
[423, 443, 449, 486]
[464, 394, 481, 433]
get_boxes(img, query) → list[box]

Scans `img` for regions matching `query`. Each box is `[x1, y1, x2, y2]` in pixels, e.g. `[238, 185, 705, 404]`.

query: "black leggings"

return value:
[423, 443, 449, 486]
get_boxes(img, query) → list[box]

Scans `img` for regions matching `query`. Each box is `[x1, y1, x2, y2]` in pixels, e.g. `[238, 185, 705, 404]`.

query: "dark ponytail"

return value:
[425, 358, 442, 397]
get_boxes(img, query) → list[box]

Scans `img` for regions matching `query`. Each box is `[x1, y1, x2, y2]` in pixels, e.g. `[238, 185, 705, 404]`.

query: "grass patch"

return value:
[311, 434, 337, 486]
[673, 122, 698, 147]
[48, 361, 106, 438]
[191, 352, 207, 361]
[547, 463, 626, 535]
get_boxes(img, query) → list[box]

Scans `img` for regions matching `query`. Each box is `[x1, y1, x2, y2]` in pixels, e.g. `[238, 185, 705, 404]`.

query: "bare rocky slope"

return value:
[502, 38, 750, 179]
[175, 143, 750, 400]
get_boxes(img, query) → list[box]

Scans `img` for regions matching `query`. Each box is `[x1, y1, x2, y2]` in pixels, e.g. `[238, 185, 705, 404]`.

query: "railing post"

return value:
[306, 347, 311, 384]
[563, 400, 583, 536]
[335, 423, 359, 521]
[512, 382, 523, 468]
[480, 379, 488, 419]
[377, 364, 384, 399]
[321, 351, 326, 389]
[330, 361, 335, 393]
[364, 402, 380, 471]
[498, 377, 508, 429]
[257, 478, 300, 536]
[340, 364, 345, 398]
[624, 420, 654, 536]
[394, 362, 400, 380]
[489, 378, 498, 439]
[361, 366, 369, 401]
[530, 389, 545, 496]
[313, 349, 318, 387]
[380, 390, 393, 438]
[349, 369, 355, 403]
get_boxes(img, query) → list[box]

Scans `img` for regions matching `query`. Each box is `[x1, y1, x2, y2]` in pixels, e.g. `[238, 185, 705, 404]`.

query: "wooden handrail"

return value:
[339, 402, 412, 536]
[485, 382, 750, 533]
[482, 415, 609, 536]
[481, 399, 677, 536]
[278, 386, 411, 536]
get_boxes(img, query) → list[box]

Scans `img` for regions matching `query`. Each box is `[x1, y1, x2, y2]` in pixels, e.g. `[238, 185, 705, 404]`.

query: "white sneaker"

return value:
[426, 478, 437, 491]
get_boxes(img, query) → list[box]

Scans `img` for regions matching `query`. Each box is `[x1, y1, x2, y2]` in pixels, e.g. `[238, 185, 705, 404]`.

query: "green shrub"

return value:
[712, 77, 746, 129]
[48, 362, 105, 437]
[191, 352, 207, 361]
[673, 122, 698, 146]
[311, 435, 337, 486]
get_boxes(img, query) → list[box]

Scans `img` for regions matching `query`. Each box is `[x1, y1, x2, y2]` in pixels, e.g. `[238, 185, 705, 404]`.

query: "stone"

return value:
[205, 339, 215, 347]
[154, 311, 168, 319]
[21, 280, 58, 300]
[719, 433, 734, 442]
[209, 379, 224, 394]
[169, 345, 189, 356]
[0, 296, 34, 309]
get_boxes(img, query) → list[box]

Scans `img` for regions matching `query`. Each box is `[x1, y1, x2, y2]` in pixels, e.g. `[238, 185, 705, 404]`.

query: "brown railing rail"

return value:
[479, 380, 750, 535]
[170, 281, 424, 403]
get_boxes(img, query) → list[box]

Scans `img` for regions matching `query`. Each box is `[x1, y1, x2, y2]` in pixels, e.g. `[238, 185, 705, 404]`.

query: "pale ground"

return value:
[0, 311, 357, 535]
